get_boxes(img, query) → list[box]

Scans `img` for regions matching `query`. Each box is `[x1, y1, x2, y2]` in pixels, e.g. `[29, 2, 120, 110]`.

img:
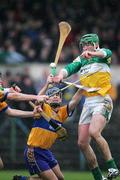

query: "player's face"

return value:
[48, 93, 62, 104]
[82, 42, 94, 51]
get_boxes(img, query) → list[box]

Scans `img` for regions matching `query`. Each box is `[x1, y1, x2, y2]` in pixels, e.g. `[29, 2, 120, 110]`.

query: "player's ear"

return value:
[95, 43, 99, 49]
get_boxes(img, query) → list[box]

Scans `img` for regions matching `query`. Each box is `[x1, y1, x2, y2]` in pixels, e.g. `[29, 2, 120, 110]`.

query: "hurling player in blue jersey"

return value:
[13, 75, 83, 180]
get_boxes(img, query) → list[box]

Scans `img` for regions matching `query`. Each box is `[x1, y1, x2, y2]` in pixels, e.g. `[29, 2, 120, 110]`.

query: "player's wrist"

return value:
[60, 69, 68, 79]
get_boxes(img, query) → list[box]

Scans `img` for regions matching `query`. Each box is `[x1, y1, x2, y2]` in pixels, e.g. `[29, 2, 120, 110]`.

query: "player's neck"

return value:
[52, 107, 59, 113]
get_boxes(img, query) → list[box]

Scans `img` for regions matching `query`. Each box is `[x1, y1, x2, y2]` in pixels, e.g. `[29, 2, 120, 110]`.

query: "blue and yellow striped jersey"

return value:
[27, 103, 72, 149]
[0, 90, 8, 112]
[0, 101, 8, 112]
[0, 90, 4, 100]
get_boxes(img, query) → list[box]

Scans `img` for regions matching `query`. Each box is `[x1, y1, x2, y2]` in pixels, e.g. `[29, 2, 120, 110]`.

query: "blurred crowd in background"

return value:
[0, 0, 120, 64]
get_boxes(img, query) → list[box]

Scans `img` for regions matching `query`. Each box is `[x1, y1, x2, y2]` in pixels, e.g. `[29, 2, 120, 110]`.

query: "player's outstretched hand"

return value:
[81, 50, 92, 59]
[10, 84, 21, 93]
[52, 74, 63, 83]
[33, 105, 43, 119]
[47, 74, 54, 84]
[36, 95, 49, 104]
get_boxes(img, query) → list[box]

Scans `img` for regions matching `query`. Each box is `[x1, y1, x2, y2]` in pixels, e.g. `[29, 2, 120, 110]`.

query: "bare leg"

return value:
[40, 169, 58, 180]
[21, 165, 62, 180]
[0, 157, 4, 169]
[13, 170, 58, 180]
[89, 114, 112, 161]
[78, 124, 98, 169]
[52, 164, 64, 180]
[78, 124, 106, 180]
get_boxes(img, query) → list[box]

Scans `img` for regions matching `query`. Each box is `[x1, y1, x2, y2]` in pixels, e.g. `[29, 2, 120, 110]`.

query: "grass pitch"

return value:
[1, 170, 119, 180]
[0, 170, 93, 180]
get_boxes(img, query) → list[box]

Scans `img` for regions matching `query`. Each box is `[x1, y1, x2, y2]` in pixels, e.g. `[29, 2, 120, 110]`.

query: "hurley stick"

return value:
[50, 21, 71, 76]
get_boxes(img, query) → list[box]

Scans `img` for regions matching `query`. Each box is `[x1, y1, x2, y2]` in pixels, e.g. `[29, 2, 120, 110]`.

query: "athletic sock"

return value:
[106, 159, 118, 169]
[91, 166, 103, 180]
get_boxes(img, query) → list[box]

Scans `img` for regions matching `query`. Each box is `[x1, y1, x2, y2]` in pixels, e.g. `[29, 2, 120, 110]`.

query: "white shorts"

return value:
[79, 95, 113, 125]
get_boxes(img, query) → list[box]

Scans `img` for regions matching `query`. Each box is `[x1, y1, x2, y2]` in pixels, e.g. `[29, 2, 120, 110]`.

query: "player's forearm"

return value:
[7, 93, 38, 101]
[6, 108, 34, 118]
[68, 89, 82, 111]
[90, 50, 107, 58]
[38, 83, 49, 95]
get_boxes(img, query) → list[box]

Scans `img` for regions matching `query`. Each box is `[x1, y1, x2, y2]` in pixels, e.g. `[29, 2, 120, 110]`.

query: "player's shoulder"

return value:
[73, 56, 81, 63]
[100, 47, 111, 50]
[43, 103, 50, 109]
[100, 48, 112, 55]
[59, 105, 67, 111]
[0, 101, 8, 112]
[0, 101, 8, 106]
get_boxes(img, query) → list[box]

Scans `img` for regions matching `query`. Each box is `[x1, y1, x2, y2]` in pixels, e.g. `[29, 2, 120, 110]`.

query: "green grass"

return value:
[0, 170, 120, 180]
[0, 170, 93, 180]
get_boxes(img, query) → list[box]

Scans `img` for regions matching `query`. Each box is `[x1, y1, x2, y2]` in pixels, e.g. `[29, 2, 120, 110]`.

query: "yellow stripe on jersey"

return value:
[27, 103, 68, 149]
[80, 71, 112, 97]
[27, 127, 58, 149]
[0, 90, 4, 100]
[0, 101, 8, 112]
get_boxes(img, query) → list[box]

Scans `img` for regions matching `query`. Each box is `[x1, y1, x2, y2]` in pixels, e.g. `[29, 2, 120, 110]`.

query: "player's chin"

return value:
[53, 100, 60, 103]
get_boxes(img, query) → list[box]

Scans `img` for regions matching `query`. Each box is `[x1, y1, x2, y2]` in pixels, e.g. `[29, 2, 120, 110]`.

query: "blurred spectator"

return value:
[4, 40, 26, 64]
[0, 0, 119, 64]
[21, 75, 36, 95]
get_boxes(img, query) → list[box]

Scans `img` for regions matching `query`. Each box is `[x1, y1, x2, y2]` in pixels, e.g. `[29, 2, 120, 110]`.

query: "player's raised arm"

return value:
[38, 74, 53, 95]
[81, 48, 112, 59]
[80, 34, 112, 61]
[53, 57, 82, 83]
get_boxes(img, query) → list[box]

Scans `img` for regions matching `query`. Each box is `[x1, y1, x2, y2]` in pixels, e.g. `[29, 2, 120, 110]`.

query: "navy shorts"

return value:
[24, 146, 58, 175]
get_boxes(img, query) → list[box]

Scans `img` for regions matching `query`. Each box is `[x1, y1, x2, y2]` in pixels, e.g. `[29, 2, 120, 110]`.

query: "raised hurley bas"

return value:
[50, 21, 71, 76]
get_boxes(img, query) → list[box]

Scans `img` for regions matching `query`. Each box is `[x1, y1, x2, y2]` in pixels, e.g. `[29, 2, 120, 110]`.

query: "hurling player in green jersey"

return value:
[52, 34, 119, 180]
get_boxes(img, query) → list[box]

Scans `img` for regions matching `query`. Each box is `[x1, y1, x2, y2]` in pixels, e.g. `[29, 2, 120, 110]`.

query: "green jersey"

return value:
[64, 48, 113, 97]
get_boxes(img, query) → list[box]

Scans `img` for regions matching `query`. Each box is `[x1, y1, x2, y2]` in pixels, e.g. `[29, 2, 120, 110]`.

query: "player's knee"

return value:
[89, 129, 100, 140]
